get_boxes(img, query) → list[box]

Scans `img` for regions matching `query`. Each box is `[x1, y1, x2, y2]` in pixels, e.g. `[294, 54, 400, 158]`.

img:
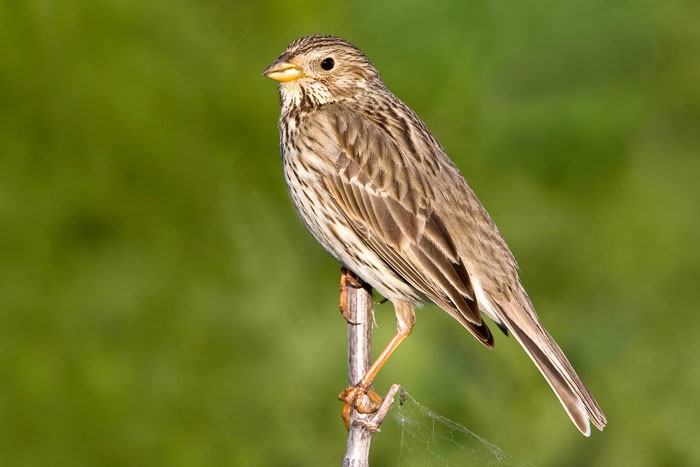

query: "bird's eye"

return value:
[320, 57, 335, 71]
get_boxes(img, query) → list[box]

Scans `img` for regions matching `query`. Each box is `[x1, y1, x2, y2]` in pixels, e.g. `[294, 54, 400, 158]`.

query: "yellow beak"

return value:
[262, 60, 304, 83]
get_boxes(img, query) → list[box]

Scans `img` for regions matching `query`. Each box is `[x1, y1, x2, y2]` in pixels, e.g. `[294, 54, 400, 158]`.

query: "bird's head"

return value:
[263, 35, 382, 109]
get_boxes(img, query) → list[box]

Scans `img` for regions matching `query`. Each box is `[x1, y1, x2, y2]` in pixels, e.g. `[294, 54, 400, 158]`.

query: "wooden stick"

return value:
[341, 271, 401, 467]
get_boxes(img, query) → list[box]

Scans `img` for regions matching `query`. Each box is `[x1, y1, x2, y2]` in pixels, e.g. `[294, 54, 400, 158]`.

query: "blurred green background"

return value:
[1, 0, 699, 465]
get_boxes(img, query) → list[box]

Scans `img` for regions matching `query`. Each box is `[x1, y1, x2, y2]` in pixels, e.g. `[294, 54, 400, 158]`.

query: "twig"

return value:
[341, 275, 401, 467]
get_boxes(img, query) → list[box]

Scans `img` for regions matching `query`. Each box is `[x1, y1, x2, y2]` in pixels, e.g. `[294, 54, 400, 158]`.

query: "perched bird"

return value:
[263, 35, 606, 436]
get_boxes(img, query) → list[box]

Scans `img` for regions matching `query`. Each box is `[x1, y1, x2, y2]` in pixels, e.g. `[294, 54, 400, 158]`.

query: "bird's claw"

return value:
[338, 385, 383, 429]
[339, 268, 364, 324]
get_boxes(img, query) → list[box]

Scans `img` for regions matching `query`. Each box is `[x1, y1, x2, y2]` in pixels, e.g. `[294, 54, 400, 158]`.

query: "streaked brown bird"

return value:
[263, 35, 606, 436]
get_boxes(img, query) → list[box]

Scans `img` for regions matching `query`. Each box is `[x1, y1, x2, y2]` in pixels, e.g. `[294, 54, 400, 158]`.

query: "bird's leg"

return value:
[339, 300, 415, 428]
[339, 267, 363, 324]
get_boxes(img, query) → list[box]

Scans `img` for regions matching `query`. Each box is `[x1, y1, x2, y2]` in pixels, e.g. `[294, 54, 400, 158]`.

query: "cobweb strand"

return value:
[386, 388, 533, 467]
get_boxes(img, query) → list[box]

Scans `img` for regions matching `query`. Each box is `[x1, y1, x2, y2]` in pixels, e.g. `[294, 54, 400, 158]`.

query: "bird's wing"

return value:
[317, 105, 493, 347]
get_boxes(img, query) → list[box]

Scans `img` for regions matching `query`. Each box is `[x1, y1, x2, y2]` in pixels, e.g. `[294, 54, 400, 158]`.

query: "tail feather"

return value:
[494, 290, 607, 436]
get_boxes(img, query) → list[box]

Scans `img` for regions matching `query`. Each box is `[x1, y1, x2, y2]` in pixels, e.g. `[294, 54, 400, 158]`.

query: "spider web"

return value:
[385, 389, 533, 467]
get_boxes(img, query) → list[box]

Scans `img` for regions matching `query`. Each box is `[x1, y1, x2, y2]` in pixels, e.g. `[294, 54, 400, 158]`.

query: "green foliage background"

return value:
[1, 0, 698, 465]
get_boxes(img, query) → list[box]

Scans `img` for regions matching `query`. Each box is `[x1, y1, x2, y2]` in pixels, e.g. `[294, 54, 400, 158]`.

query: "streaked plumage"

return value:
[264, 35, 606, 435]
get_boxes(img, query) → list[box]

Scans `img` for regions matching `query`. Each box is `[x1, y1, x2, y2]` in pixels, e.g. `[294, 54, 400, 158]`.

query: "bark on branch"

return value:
[341, 276, 401, 467]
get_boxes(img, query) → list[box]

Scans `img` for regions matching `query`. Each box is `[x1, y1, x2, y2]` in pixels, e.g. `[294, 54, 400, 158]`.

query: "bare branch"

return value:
[341, 273, 401, 467]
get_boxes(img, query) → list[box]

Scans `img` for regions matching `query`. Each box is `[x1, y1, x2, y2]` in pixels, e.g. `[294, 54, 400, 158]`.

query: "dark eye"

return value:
[320, 57, 335, 71]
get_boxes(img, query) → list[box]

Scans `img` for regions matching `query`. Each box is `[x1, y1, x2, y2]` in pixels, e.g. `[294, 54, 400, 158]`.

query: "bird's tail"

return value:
[496, 289, 607, 436]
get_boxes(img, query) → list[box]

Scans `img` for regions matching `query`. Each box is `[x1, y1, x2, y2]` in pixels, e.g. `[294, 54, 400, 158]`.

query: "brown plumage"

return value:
[263, 35, 606, 435]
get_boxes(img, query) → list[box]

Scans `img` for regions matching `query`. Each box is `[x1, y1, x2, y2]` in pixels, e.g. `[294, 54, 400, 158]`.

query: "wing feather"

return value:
[320, 107, 493, 346]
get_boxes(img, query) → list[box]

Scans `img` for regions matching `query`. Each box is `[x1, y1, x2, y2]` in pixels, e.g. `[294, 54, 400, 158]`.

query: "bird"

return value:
[263, 34, 606, 436]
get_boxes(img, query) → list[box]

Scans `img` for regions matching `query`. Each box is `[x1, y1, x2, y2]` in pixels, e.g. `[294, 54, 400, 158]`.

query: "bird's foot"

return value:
[338, 384, 383, 429]
[339, 267, 364, 324]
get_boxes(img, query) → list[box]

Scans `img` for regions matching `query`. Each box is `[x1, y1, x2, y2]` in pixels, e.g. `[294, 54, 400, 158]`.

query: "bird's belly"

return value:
[284, 156, 422, 305]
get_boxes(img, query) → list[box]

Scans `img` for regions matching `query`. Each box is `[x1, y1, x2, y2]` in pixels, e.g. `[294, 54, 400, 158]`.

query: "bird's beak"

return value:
[263, 59, 304, 83]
